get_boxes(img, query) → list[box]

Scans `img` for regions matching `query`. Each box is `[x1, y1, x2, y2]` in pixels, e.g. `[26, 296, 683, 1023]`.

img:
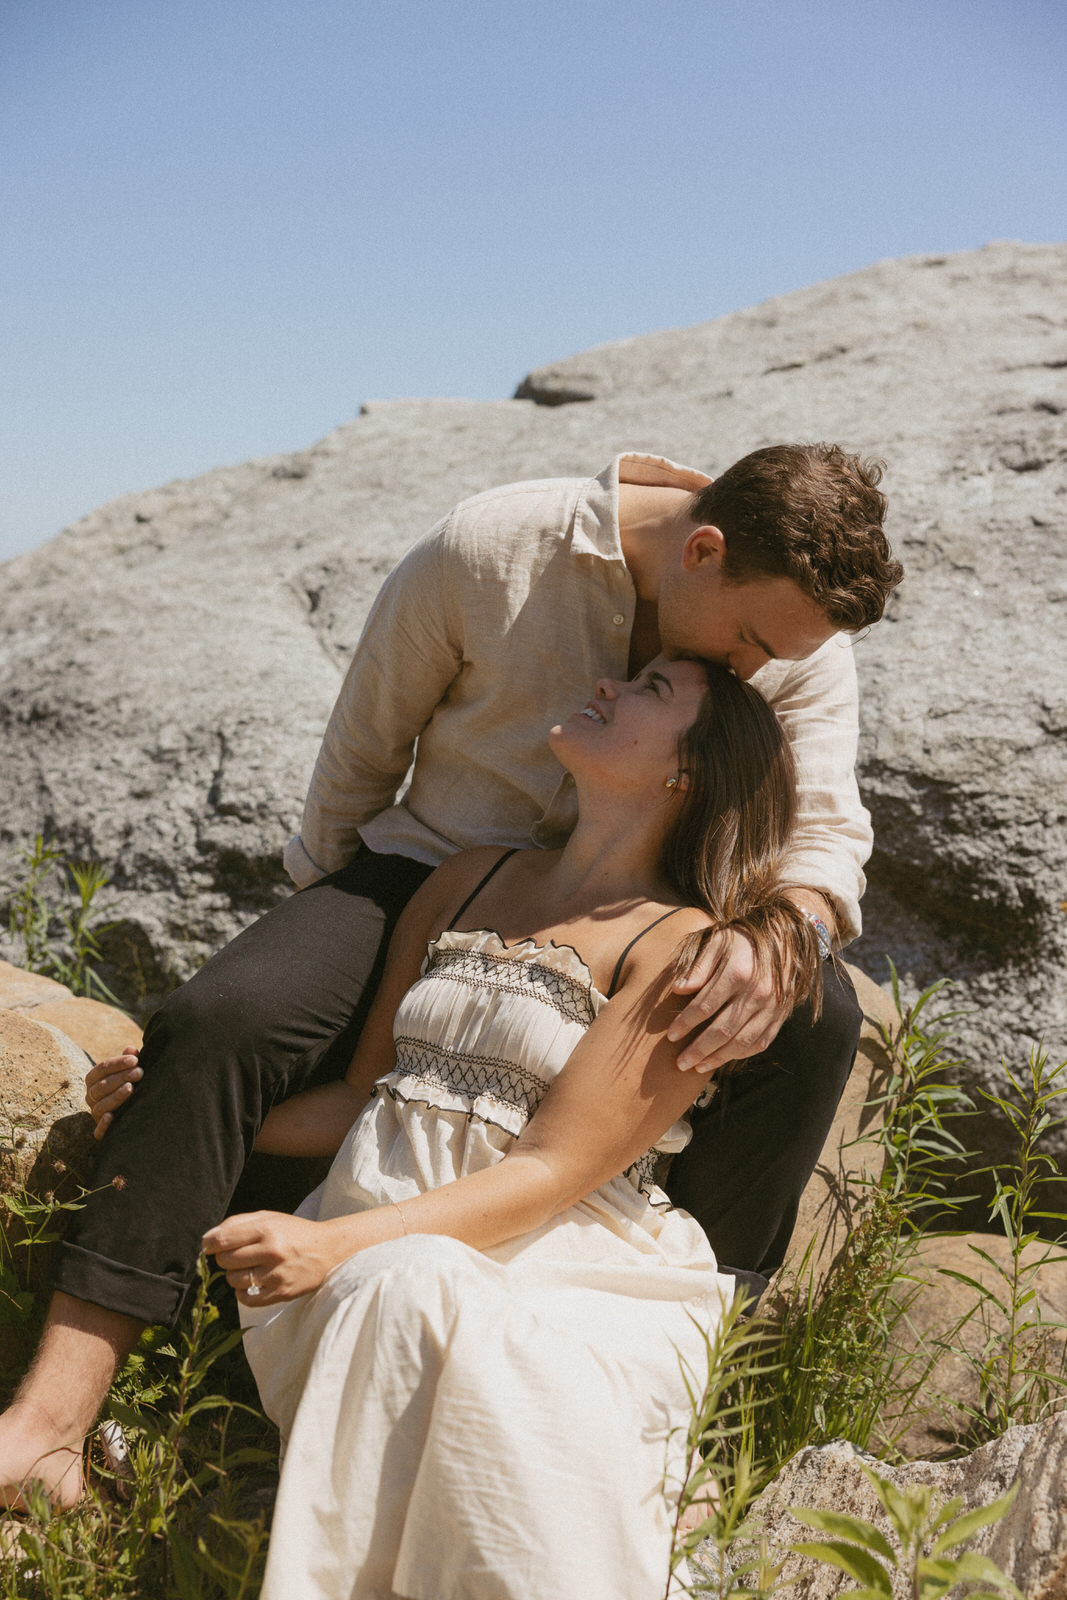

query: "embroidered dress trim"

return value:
[389, 1037, 551, 1123]
[423, 944, 597, 1027]
[624, 1149, 662, 1199]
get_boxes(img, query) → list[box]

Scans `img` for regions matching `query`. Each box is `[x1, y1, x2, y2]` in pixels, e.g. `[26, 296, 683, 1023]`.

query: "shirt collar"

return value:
[574, 452, 713, 559]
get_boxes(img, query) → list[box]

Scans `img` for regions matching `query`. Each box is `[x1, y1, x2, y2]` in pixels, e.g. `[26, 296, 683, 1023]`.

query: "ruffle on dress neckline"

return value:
[425, 927, 609, 1011]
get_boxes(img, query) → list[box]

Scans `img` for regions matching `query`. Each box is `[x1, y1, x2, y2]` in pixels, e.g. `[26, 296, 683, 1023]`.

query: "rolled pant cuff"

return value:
[53, 1241, 190, 1327]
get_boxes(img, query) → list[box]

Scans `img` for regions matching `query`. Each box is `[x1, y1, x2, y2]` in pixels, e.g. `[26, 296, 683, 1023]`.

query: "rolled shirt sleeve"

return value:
[752, 635, 872, 944]
[287, 519, 462, 884]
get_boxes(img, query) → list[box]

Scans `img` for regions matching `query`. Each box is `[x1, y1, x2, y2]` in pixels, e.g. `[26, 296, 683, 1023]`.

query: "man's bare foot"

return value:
[0, 1399, 84, 1511]
[0, 1291, 145, 1512]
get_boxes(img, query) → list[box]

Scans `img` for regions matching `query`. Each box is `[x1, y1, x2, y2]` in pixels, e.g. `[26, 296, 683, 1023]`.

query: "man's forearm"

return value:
[782, 886, 840, 946]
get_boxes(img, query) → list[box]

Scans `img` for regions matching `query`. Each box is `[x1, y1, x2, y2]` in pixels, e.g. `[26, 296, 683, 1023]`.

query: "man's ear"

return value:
[681, 524, 726, 571]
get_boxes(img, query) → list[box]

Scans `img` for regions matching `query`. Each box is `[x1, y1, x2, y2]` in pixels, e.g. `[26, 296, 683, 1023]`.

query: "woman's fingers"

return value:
[85, 1053, 144, 1132]
[211, 1241, 268, 1271]
[85, 1052, 139, 1096]
[85, 1047, 140, 1082]
[202, 1211, 273, 1258]
[87, 1066, 143, 1104]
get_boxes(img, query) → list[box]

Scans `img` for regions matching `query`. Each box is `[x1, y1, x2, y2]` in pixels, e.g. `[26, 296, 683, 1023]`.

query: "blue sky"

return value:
[3, 0, 1064, 562]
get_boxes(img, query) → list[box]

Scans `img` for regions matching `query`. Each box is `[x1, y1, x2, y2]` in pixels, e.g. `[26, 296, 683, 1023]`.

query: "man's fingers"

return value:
[669, 967, 765, 1042]
[671, 931, 731, 994]
[677, 996, 791, 1073]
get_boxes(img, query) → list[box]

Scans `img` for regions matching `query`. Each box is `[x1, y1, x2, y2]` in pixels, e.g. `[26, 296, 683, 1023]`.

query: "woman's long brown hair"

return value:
[662, 662, 823, 1029]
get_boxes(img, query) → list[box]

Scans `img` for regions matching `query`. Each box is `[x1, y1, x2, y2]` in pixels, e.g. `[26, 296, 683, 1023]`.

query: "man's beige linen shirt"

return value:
[285, 454, 873, 941]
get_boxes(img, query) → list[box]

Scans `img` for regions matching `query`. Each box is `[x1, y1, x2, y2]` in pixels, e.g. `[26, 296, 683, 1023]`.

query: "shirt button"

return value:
[612, 612, 626, 626]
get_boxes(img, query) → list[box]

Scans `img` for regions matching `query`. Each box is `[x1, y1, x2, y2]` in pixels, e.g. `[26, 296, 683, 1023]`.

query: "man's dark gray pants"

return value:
[54, 847, 862, 1324]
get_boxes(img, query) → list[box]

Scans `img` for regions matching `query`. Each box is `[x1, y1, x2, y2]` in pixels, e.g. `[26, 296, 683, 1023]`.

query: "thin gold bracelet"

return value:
[392, 1201, 408, 1237]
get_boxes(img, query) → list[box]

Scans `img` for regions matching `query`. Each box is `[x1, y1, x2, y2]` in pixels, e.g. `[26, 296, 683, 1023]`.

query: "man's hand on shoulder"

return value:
[667, 889, 835, 1074]
[667, 929, 791, 1074]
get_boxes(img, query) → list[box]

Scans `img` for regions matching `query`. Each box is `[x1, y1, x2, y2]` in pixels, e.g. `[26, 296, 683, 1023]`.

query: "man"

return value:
[0, 443, 901, 1505]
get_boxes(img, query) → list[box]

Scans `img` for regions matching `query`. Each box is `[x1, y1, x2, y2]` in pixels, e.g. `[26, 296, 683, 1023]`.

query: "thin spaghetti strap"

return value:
[607, 907, 687, 997]
[445, 848, 520, 931]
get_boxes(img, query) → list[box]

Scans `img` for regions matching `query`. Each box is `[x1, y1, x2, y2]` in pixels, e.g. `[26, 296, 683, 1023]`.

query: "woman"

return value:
[94, 659, 821, 1600]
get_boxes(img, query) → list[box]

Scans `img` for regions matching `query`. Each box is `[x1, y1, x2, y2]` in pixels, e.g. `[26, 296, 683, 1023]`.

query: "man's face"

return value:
[657, 529, 838, 679]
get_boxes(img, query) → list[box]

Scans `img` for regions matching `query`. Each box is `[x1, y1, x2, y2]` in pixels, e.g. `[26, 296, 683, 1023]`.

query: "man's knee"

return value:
[148, 969, 260, 1060]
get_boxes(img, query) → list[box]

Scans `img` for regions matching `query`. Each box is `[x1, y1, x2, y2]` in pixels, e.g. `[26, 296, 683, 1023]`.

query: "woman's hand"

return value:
[84, 1047, 143, 1138]
[202, 1209, 392, 1306]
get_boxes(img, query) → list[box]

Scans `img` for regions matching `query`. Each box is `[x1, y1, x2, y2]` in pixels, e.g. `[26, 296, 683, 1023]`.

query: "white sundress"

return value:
[242, 923, 733, 1600]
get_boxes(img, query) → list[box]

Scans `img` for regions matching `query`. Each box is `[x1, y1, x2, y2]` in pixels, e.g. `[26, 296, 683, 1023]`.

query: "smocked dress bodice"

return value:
[313, 926, 709, 1269]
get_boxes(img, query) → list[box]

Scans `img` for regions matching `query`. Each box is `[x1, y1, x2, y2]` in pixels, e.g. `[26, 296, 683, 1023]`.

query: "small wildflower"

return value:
[43, 1190, 54, 1204]
[111, 1174, 128, 1191]
[53, 1159, 67, 1173]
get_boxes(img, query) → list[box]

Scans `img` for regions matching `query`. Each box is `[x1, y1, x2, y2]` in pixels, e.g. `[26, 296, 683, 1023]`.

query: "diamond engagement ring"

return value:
[246, 1273, 261, 1299]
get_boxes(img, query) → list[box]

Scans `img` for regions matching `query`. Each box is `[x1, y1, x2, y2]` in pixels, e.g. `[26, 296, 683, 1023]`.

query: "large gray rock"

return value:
[1, 241, 1064, 1175]
[720, 1417, 1067, 1599]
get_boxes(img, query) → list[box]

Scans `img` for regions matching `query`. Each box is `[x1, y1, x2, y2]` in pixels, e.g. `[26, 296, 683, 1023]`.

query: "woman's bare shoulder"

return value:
[415, 845, 525, 924]
[611, 903, 716, 998]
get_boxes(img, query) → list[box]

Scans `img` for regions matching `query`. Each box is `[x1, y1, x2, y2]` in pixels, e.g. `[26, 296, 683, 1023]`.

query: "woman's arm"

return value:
[204, 908, 716, 1301]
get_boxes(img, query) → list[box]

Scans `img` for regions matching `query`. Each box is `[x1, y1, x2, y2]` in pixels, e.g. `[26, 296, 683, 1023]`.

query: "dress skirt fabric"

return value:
[242, 929, 733, 1600]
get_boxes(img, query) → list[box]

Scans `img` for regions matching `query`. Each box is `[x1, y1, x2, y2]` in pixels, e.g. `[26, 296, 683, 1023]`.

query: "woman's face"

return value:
[550, 658, 708, 791]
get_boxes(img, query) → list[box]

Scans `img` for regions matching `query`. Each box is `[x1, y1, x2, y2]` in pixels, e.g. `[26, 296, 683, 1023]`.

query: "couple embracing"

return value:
[1, 444, 901, 1599]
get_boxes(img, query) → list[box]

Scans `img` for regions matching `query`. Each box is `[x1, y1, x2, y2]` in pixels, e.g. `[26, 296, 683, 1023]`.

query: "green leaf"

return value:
[862, 1466, 915, 1545]
[919, 1551, 1023, 1599]
[790, 1507, 895, 1563]
[790, 1539, 892, 1594]
[930, 1485, 1018, 1555]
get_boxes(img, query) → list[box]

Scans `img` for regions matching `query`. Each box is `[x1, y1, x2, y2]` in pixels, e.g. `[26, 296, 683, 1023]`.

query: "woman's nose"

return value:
[594, 678, 619, 700]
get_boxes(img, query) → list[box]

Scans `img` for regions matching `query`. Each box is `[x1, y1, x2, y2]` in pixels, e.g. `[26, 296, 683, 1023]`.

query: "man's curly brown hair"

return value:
[690, 442, 903, 630]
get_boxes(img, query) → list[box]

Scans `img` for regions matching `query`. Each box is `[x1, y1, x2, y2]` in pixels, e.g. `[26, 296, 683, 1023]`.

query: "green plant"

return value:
[0, 1181, 101, 1388]
[938, 1044, 1067, 1441]
[667, 1297, 784, 1598]
[748, 970, 979, 1467]
[791, 1464, 1023, 1599]
[1, 835, 121, 1005]
[0, 1258, 277, 1598]
[873, 966, 976, 1219]
[750, 1190, 925, 1465]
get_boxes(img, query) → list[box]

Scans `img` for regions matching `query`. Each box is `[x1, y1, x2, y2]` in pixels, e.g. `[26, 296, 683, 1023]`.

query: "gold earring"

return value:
[665, 776, 678, 791]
